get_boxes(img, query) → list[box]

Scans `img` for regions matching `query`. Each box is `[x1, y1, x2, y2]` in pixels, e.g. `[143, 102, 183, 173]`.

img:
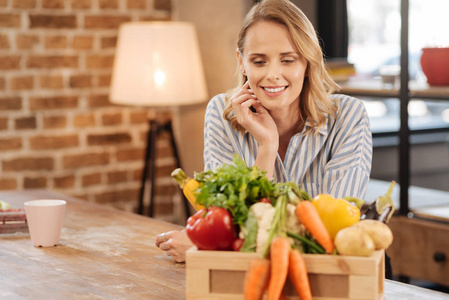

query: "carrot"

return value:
[288, 248, 312, 300]
[295, 201, 335, 254]
[243, 257, 271, 300]
[266, 236, 290, 300]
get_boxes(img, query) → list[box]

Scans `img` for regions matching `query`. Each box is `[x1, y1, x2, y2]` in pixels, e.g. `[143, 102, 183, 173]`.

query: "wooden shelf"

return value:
[410, 81, 449, 99]
[340, 78, 449, 100]
[339, 78, 399, 97]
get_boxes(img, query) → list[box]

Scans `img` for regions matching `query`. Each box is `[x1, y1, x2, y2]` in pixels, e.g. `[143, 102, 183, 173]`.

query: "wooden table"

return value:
[1, 190, 448, 299]
[0, 190, 185, 299]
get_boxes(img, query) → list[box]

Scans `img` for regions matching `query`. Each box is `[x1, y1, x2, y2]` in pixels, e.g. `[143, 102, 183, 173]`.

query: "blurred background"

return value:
[0, 0, 448, 221]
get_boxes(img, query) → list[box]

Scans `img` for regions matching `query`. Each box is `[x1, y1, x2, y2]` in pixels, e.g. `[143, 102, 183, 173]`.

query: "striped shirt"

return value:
[203, 93, 373, 199]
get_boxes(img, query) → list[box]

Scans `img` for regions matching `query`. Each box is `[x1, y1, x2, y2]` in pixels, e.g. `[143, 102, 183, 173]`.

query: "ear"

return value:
[236, 48, 245, 75]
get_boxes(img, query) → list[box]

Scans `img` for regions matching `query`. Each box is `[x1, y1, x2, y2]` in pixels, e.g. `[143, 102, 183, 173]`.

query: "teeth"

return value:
[264, 86, 285, 93]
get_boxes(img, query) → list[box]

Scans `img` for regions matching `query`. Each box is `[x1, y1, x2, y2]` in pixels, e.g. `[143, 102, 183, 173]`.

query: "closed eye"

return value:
[281, 56, 297, 64]
[252, 60, 266, 65]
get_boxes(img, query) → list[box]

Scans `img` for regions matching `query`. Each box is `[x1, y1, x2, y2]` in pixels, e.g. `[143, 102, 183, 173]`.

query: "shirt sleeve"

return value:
[203, 94, 236, 171]
[321, 96, 373, 199]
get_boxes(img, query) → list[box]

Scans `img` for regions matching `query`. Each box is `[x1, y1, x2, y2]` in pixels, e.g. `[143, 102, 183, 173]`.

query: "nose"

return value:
[267, 63, 281, 81]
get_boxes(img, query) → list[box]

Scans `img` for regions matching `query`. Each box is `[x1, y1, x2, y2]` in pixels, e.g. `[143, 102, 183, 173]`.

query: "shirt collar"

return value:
[304, 117, 329, 136]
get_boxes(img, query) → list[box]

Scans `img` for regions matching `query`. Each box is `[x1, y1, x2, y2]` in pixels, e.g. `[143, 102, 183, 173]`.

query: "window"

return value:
[346, 0, 449, 137]
[347, 0, 449, 79]
[346, 0, 449, 194]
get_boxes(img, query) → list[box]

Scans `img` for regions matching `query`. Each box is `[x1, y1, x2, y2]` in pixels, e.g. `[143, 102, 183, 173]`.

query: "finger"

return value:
[165, 248, 185, 263]
[155, 232, 169, 247]
[232, 94, 257, 115]
[231, 91, 256, 107]
[238, 99, 258, 120]
[165, 249, 177, 261]
[250, 100, 268, 113]
[155, 234, 163, 247]
[234, 100, 259, 125]
[159, 240, 171, 251]
[240, 99, 258, 109]
[231, 82, 255, 102]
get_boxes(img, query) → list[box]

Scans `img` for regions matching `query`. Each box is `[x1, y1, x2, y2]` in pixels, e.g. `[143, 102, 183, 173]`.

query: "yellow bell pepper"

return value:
[171, 168, 204, 211]
[311, 194, 360, 239]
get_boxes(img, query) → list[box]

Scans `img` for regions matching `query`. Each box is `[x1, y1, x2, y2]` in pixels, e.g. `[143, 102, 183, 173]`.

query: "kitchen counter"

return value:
[0, 189, 448, 299]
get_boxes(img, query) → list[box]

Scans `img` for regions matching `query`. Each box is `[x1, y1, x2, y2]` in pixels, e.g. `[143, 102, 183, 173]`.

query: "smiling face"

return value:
[238, 20, 308, 115]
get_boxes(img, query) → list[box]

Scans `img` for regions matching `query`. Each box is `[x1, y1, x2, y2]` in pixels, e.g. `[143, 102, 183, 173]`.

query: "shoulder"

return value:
[206, 93, 227, 112]
[331, 94, 368, 118]
[205, 93, 229, 127]
[331, 93, 364, 108]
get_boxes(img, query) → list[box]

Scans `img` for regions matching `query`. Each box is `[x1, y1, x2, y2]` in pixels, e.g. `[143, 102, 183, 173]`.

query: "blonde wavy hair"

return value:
[223, 0, 340, 134]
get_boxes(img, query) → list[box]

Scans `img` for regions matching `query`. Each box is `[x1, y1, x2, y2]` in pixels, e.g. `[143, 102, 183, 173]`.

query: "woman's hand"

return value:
[231, 81, 278, 146]
[155, 230, 193, 263]
[231, 81, 279, 178]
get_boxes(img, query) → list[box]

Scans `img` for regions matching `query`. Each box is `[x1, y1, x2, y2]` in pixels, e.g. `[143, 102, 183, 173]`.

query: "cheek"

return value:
[289, 66, 307, 81]
[246, 67, 266, 91]
[245, 66, 262, 80]
[245, 69, 263, 89]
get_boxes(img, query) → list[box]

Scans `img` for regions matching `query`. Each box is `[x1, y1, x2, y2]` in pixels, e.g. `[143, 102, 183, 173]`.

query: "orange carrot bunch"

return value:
[243, 195, 314, 300]
[243, 238, 313, 300]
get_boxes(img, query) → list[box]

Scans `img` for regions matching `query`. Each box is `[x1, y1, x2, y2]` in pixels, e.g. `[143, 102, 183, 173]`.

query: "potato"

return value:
[353, 219, 393, 250]
[334, 227, 375, 257]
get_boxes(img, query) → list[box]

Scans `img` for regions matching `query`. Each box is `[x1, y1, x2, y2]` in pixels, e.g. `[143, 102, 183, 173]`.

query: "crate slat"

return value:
[186, 248, 384, 300]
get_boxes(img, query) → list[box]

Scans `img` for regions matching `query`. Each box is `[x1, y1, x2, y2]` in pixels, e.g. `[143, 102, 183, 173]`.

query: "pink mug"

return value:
[24, 199, 66, 247]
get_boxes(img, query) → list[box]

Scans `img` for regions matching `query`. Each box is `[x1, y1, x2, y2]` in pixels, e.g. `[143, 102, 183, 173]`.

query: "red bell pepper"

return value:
[186, 207, 236, 250]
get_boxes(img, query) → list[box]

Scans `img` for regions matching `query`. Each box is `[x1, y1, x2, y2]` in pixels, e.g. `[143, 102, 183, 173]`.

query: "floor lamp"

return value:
[109, 22, 208, 218]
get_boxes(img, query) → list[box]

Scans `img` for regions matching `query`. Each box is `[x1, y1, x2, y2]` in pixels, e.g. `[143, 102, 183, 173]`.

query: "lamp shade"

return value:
[110, 22, 208, 107]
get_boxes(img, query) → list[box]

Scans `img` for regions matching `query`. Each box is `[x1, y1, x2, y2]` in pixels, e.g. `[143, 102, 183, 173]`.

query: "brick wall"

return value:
[0, 0, 184, 223]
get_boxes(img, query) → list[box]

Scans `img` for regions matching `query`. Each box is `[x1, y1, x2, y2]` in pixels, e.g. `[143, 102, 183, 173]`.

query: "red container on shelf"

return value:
[420, 47, 449, 86]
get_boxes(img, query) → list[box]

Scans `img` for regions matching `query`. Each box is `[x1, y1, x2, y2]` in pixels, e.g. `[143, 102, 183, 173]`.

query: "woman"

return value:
[156, 0, 372, 263]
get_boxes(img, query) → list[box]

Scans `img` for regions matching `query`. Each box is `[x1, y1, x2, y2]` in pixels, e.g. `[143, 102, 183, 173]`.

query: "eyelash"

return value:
[251, 59, 296, 66]
[252, 60, 265, 65]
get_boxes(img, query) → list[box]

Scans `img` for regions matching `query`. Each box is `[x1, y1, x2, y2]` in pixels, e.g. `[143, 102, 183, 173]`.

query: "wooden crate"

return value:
[186, 248, 384, 300]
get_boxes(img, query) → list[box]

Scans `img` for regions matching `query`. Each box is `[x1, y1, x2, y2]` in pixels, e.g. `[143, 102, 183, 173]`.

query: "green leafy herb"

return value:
[194, 154, 275, 227]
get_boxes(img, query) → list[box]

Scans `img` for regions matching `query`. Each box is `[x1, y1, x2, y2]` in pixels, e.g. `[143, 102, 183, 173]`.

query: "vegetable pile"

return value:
[172, 155, 396, 299]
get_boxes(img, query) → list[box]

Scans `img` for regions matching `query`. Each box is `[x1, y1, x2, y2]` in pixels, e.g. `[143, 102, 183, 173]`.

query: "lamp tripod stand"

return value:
[138, 119, 191, 220]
